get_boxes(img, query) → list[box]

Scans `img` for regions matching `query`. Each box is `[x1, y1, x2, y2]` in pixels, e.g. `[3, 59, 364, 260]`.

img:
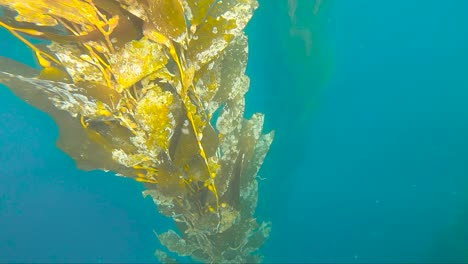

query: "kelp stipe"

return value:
[0, 0, 273, 263]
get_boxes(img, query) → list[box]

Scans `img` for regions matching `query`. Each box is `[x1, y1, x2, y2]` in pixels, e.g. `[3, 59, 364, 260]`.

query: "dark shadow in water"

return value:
[427, 190, 468, 263]
[245, 1, 334, 261]
[245, 0, 333, 219]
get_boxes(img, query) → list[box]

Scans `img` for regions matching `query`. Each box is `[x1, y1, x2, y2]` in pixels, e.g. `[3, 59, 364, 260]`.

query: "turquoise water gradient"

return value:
[1, 0, 468, 263]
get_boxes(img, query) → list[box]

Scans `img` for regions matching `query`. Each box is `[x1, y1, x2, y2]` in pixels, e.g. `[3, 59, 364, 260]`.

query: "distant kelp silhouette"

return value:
[0, 1, 273, 262]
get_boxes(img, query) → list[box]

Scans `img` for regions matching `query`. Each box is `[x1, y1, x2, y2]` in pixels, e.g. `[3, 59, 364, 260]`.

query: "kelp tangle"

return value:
[0, 0, 273, 263]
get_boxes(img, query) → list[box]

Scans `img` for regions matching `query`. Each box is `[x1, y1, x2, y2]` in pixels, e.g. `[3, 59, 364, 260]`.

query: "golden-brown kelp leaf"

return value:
[0, 0, 102, 30]
[183, 0, 216, 27]
[0, 1, 56, 26]
[239, 114, 265, 163]
[3, 4, 137, 50]
[196, 35, 249, 115]
[0, 56, 38, 78]
[170, 117, 197, 161]
[135, 85, 175, 152]
[0, 0, 273, 261]
[241, 221, 271, 256]
[158, 230, 199, 257]
[154, 249, 177, 264]
[218, 151, 244, 209]
[0, 57, 112, 121]
[145, 0, 187, 43]
[215, 98, 245, 197]
[109, 37, 168, 91]
[194, 60, 221, 113]
[47, 42, 108, 87]
[0, 57, 132, 173]
[187, 0, 258, 69]
[0, 72, 107, 118]
[59, 119, 137, 174]
[115, 0, 148, 21]
[0, 9, 70, 39]
[236, 114, 272, 215]
[87, 0, 143, 47]
[38, 66, 72, 83]
[246, 131, 274, 182]
[216, 98, 245, 136]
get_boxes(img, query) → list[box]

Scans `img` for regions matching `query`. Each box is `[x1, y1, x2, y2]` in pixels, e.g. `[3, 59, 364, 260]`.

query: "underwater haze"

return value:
[1, 0, 468, 263]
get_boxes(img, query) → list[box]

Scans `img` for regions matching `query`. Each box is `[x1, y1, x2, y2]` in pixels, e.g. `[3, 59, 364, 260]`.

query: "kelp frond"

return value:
[0, 0, 273, 263]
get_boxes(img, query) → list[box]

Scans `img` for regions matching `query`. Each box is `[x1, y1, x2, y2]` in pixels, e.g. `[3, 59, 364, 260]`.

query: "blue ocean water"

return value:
[1, 0, 468, 263]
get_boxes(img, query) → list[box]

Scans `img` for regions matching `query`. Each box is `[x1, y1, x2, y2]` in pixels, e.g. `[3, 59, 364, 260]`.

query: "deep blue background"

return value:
[1, 0, 468, 263]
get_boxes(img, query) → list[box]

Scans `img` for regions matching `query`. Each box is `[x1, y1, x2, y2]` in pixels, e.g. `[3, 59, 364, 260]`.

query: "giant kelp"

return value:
[0, 0, 273, 262]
